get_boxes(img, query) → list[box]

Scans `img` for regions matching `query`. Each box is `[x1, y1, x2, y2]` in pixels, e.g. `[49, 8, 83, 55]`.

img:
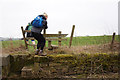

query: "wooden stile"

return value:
[21, 26, 28, 49]
[21, 26, 68, 49]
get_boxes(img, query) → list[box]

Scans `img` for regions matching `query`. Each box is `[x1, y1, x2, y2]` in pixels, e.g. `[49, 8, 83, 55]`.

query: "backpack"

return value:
[32, 16, 43, 28]
[28, 24, 33, 30]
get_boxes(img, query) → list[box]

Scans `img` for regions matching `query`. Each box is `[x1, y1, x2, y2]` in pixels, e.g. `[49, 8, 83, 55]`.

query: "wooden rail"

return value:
[21, 26, 68, 49]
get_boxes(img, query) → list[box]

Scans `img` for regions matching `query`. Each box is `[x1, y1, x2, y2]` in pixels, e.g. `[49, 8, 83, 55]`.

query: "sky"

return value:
[0, 0, 119, 38]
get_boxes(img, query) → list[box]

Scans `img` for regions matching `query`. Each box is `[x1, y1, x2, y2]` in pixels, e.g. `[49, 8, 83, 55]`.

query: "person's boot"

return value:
[38, 50, 47, 56]
[35, 49, 39, 55]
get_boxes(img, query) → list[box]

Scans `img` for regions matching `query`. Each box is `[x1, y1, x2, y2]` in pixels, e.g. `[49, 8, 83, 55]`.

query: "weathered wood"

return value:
[26, 37, 35, 40]
[43, 29, 46, 47]
[51, 45, 58, 49]
[26, 37, 67, 41]
[24, 30, 31, 32]
[48, 40, 51, 49]
[46, 38, 67, 41]
[25, 33, 67, 38]
[58, 31, 62, 46]
[44, 34, 68, 37]
[23, 30, 68, 37]
[69, 25, 75, 48]
[111, 32, 116, 49]
[21, 26, 28, 49]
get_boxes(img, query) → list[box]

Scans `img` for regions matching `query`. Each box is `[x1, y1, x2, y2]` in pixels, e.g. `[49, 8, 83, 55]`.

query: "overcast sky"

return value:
[0, 0, 119, 38]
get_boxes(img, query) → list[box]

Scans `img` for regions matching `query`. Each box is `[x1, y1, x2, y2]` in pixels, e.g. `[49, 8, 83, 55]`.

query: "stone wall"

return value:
[1, 53, 119, 79]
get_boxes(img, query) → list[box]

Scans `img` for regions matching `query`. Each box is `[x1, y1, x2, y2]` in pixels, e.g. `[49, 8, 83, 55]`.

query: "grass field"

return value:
[2, 35, 119, 47]
[1, 35, 119, 54]
[62, 35, 119, 46]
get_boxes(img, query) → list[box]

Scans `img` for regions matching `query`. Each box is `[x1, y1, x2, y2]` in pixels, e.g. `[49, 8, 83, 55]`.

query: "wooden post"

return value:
[69, 25, 75, 48]
[21, 26, 28, 49]
[43, 29, 46, 47]
[58, 31, 62, 47]
[111, 32, 116, 49]
[48, 40, 51, 49]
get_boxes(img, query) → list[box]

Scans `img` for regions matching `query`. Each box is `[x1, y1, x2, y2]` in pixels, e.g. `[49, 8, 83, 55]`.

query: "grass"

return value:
[1, 35, 119, 54]
[2, 40, 24, 48]
[52, 35, 119, 46]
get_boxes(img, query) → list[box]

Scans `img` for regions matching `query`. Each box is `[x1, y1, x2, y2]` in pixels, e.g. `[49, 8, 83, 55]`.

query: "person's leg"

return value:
[32, 32, 40, 49]
[32, 32, 40, 54]
[37, 34, 46, 55]
[38, 34, 45, 51]
[32, 32, 46, 55]
[35, 34, 45, 51]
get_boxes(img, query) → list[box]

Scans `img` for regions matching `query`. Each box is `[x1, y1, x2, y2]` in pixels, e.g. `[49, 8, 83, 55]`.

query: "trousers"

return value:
[32, 32, 45, 50]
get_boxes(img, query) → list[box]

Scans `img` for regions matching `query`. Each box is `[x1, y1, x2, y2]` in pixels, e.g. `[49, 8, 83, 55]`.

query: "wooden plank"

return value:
[26, 37, 67, 41]
[43, 34, 68, 37]
[51, 45, 58, 49]
[46, 38, 67, 41]
[26, 37, 35, 40]
[21, 26, 28, 49]
[69, 25, 75, 48]
[24, 30, 31, 32]
[24, 30, 68, 37]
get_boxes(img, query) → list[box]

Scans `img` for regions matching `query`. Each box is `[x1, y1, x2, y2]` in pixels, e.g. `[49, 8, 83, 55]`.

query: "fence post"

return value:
[58, 31, 62, 47]
[69, 25, 75, 48]
[43, 29, 46, 48]
[48, 40, 51, 49]
[21, 26, 28, 49]
[111, 32, 116, 49]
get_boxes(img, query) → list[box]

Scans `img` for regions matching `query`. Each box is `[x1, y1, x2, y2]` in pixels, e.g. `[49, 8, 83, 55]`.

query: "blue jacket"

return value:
[31, 15, 48, 33]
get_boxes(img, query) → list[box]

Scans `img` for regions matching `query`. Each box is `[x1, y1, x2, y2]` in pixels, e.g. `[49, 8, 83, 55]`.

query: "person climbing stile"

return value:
[31, 13, 48, 56]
